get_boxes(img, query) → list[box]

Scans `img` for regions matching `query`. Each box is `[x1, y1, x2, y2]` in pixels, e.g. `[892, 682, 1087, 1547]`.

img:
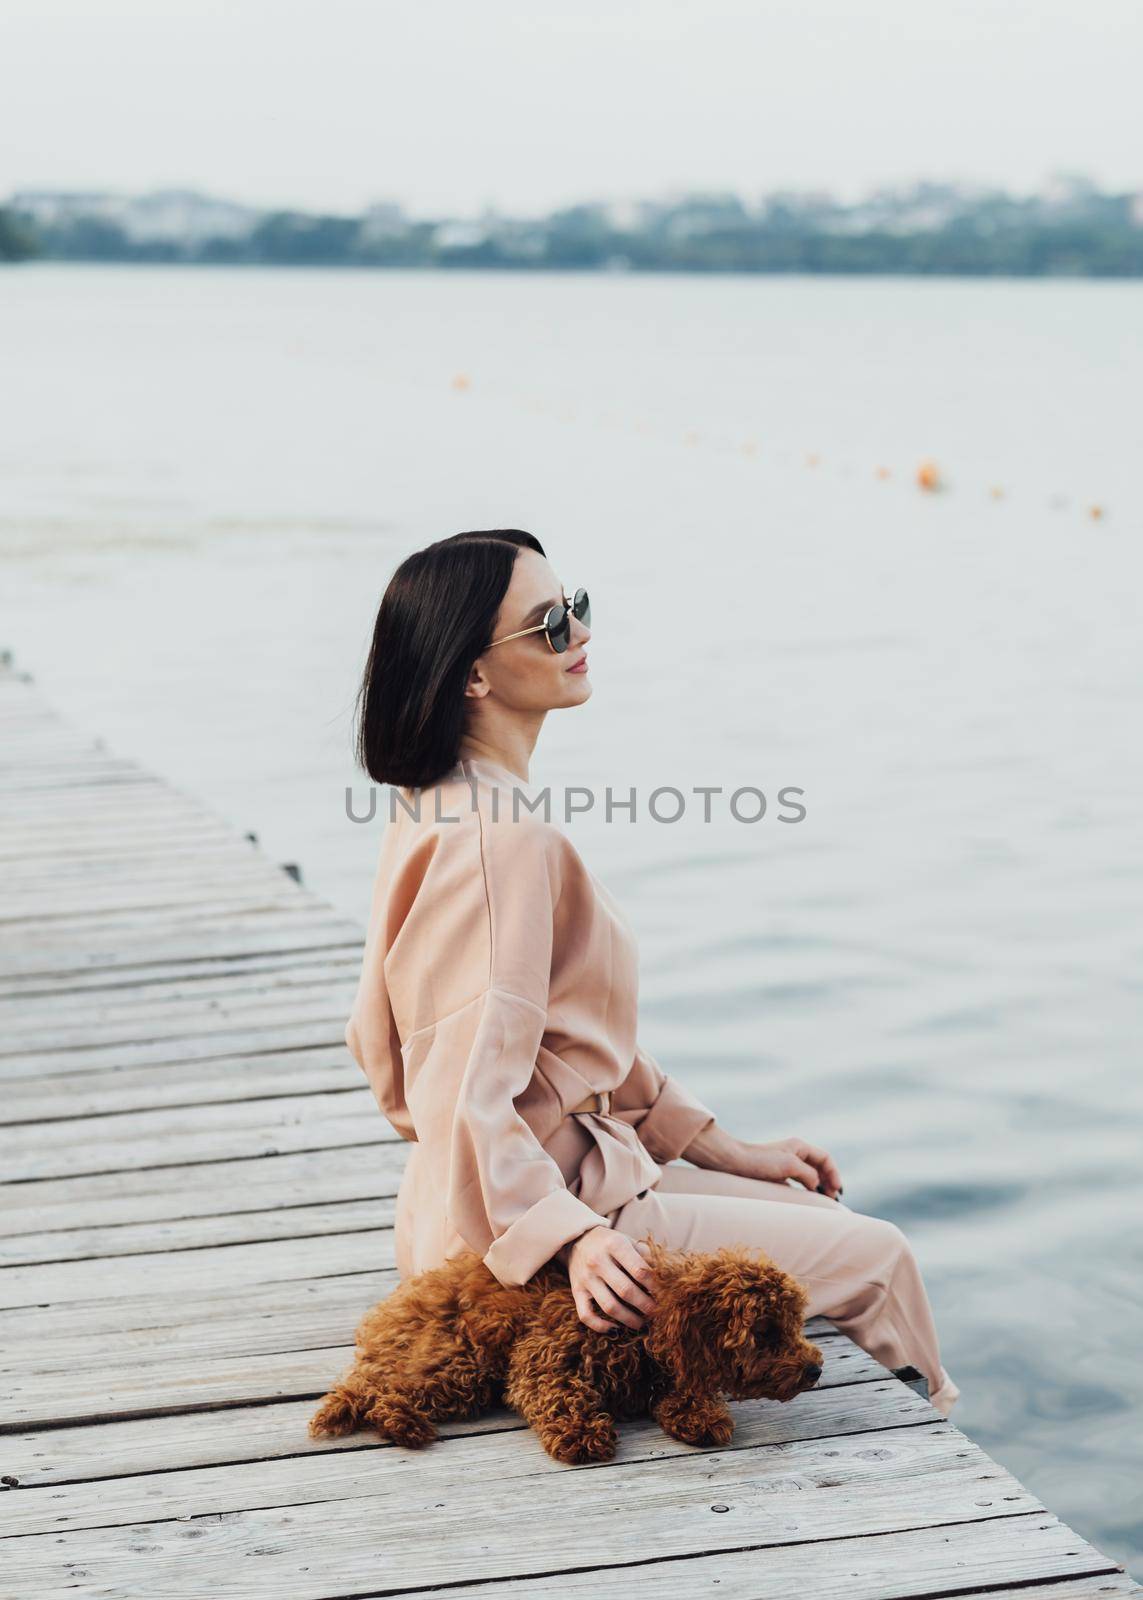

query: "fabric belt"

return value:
[570, 1089, 612, 1116]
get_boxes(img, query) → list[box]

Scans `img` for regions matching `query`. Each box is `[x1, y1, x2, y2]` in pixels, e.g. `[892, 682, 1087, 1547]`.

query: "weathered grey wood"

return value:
[0, 1046, 362, 1124]
[0, 1026, 358, 1088]
[0, 1265, 395, 1343]
[1, 662, 1136, 1598]
[0, 1194, 395, 1266]
[0, 947, 361, 1001]
[2, 1088, 374, 1152]
[422, 1521, 1131, 1600]
[0, 956, 361, 1022]
[0, 1143, 402, 1232]
[0, 1097, 387, 1182]
[0, 1440, 1055, 1598]
[0, 987, 357, 1060]
[0, 1270, 396, 1368]
[0, 1226, 393, 1308]
[0, 915, 363, 981]
[1, 1404, 947, 1539]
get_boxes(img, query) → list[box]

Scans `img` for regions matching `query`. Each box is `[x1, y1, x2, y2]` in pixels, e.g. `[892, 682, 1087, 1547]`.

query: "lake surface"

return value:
[2, 264, 1140, 1576]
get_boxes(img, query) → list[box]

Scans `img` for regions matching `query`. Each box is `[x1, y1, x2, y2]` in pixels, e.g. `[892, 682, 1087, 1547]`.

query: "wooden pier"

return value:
[0, 656, 1137, 1598]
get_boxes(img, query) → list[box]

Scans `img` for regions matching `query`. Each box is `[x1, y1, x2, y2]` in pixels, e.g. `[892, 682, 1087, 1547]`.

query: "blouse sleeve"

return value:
[386, 815, 612, 1288]
[611, 1037, 718, 1165]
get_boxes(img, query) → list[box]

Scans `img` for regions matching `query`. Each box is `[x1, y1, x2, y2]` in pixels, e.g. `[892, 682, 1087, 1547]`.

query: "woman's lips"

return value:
[566, 654, 588, 674]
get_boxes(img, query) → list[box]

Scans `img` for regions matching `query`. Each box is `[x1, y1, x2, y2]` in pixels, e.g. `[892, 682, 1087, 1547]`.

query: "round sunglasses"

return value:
[484, 587, 590, 655]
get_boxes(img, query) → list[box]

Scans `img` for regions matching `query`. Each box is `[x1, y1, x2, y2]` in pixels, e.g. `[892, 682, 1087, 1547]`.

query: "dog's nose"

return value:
[803, 1361, 823, 1385]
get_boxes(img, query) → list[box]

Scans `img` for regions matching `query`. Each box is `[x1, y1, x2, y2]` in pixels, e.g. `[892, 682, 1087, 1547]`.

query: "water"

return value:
[1, 264, 1140, 1575]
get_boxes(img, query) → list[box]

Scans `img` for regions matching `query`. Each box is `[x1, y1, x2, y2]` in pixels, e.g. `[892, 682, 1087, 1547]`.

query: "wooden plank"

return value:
[1, 1397, 940, 1537]
[0, 1226, 394, 1309]
[1, 886, 325, 933]
[0, 1195, 394, 1267]
[0, 1271, 397, 1371]
[0, 947, 361, 1001]
[0, 920, 362, 982]
[0, 1091, 384, 1182]
[0, 1196, 393, 1267]
[2, 1089, 374, 1152]
[0, 1047, 361, 1124]
[0, 957, 361, 1021]
[0, 1023, 357, 1089]
[432, 1521, 1134, 1599]
[0, 1265, 396, 1343]
[0, 1433, 1053, 1599]
[0, 1143, 403, 1232]
[0, 986, 358, 1059]
[0, 1397, 500, 1490]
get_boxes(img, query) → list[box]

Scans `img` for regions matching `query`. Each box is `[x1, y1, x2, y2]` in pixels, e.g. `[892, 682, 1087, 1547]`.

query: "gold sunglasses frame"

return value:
[484, 587, 589, 654]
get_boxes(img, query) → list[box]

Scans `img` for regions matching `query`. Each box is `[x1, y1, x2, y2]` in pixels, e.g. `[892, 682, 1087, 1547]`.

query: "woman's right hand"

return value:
[562, 1226, 660, 1333]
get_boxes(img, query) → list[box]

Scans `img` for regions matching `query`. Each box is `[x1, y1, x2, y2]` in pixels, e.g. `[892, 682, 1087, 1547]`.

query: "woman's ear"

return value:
[464, 659, 491, 700]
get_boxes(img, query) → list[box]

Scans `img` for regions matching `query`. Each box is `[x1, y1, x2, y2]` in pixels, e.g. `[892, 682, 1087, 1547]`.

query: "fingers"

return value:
[570, 1232, 660, 1332]
[804, 1142, 843, 1195]
[783, 1138, 843, 1197]
[598, 1254, 658, 1324]
[615, 1237, 660, 1303]
[571, 1287, 620, 1335]
[786, 1155, 822, 1191]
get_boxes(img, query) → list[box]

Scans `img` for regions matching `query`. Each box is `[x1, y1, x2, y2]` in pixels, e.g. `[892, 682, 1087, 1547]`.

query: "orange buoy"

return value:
[805, 452, 820, 468]
[741, 441, 758, 457]
[875, 466, 891, 480]
[990, 486, 1006, 500]
[451, 373, 470, 391]
[1088, 504, 1105, 521]
[916, 459, 941, 492]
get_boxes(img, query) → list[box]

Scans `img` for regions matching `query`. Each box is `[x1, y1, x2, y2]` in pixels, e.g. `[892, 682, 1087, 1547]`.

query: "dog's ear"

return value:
[753, 1264, 810, 1341]
[642, 1246, 735, 1390]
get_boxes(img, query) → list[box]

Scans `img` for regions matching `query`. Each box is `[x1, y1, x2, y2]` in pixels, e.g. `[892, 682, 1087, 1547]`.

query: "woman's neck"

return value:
[456, 735, 535, 785]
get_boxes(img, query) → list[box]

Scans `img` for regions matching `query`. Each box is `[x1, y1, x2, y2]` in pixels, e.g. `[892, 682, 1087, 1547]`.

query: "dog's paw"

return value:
[691, 1412, 735, 1447]
[542, 1414, 618, 1465]
[365, 1397, 438, 1449]
[308, 1389, 361, 1439]
[653, 1397, 735, 1448]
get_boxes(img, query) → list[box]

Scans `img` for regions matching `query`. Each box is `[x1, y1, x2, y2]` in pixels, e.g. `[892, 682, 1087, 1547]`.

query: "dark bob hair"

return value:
[354, 528, 546, 790]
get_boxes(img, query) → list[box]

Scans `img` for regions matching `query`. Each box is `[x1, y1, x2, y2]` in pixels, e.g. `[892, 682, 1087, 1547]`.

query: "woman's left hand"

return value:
[679, 1122, 843, 1199]
[729, 1136, 843, 1199]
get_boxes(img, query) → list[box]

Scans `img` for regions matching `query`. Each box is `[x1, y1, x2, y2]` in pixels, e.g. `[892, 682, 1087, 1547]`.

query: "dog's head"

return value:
[639, 1239, 824, 1403]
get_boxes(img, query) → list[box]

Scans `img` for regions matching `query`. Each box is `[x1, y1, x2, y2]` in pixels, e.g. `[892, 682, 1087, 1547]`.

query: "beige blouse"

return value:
[345, 754, 717, 1287]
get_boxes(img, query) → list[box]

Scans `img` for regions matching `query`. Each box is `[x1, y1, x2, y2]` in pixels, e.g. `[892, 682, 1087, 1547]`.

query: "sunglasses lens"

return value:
[573, 588, 590, 626]
[546, 604, 571, 652]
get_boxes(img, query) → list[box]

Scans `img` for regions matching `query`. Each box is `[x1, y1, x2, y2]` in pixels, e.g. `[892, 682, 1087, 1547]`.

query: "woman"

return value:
[346, 528, 960, 1418]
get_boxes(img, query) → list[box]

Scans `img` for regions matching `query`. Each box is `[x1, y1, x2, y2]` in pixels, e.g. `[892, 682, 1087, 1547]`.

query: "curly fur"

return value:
[309, 1238, 824, 1464]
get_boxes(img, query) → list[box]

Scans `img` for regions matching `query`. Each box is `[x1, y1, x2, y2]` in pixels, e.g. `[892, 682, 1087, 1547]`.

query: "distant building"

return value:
[9, 188, 259, 245]
[359, 201, 409, 244]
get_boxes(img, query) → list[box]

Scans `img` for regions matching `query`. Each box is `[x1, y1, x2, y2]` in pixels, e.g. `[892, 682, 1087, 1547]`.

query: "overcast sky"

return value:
[3, 0, 1140, 218]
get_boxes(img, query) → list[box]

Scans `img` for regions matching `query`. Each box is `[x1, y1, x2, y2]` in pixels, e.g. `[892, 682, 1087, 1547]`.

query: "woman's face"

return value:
[471, 549, 592, 712]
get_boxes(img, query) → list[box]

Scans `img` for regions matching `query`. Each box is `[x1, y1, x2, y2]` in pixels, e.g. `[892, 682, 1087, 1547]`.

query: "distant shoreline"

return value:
[4, 180, 1143, 277]
[4, 257, 1143, 281]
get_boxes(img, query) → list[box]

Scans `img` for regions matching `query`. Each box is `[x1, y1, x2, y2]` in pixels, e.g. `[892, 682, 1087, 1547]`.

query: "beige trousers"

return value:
[609, 1160, 961, 1418]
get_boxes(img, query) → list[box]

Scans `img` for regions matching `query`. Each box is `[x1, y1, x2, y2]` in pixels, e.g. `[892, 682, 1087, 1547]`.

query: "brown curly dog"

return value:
[309, 1237, 825, 1464]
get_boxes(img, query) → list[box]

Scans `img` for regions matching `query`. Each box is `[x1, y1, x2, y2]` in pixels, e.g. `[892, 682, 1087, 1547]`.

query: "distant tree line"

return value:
[0, 208, 38, 261]
[5, 187, 1143, 275]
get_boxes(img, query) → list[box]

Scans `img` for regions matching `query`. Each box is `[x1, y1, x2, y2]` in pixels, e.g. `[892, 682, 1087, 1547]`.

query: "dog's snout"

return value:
[803, 1361, 823, 1385]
